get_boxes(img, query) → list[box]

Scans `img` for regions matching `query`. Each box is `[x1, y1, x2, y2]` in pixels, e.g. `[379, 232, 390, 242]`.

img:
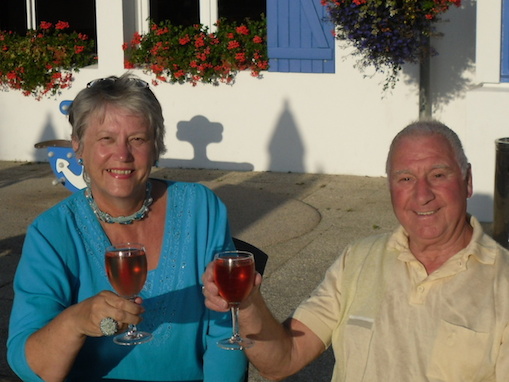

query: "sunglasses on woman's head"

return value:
[86, 77, 150, 89]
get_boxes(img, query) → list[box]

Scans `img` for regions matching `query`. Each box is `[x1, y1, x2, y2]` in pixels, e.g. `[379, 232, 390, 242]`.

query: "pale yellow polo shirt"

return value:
[292, 217, 509, 381]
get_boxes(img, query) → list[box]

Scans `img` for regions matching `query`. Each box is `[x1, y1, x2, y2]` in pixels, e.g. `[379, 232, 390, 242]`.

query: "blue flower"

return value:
[322, 0, 461, 90]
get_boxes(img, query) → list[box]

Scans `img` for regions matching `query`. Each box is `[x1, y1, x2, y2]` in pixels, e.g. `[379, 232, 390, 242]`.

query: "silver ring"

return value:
[100, 317, 119, 336]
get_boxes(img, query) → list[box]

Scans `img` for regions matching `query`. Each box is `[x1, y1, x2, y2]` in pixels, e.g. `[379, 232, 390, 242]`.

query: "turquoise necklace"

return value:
[85, 181, 153, 225]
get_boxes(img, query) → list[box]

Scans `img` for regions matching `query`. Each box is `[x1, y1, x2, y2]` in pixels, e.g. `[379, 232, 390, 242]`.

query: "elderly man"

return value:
[203, 120, 509, 381]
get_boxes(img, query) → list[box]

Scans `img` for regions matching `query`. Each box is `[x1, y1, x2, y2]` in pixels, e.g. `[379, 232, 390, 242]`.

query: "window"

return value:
[149, 0, 265, 27]
[147, 0, 334, 74]
[150, 0, 200, 26]
[0, 1, 27, 33]
[0, 0, 96, 43]
[2, 0, 334, 75]
[35, 0, 96, 42]
[218, 0, 266, 23]
[267, 0, 335, 73]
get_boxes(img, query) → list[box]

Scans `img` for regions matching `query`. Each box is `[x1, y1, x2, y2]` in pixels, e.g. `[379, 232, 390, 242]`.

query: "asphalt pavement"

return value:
[0, 160, 401, 381]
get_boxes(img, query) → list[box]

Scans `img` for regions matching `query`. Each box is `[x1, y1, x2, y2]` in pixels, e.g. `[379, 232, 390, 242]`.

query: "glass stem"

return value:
[231, 305, 241, 340]
[126, 296, 138, 337]
[127, 324, 137, 336]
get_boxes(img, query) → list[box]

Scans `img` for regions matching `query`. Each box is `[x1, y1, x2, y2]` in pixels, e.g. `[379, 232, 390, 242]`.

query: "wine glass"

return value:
[213, 250, 255, 350]
[105, 243, 152, 345]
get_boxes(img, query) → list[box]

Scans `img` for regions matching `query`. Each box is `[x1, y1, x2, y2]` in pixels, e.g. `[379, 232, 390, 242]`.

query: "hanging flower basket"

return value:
[321, 0, 461, 89]
[124, 17, 269, 86]
[0, 21, 96, 100]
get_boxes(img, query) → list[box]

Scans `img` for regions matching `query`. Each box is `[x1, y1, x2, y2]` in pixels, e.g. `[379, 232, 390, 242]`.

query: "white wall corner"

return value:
[135, 0, 151, 35]
[476, 0, 502, 84]
[200, 0, 218, 30]
[96, 0, 125, 72]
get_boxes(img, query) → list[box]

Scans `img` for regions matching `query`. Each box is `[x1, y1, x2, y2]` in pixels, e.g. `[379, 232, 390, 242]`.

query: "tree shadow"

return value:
[429, 1, 476, 112]
[159, 115, 254, 171]
[401, 1, 476, 111]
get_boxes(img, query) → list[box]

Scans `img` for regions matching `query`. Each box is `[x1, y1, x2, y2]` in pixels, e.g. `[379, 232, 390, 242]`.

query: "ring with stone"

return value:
[100, 317, 119, 336]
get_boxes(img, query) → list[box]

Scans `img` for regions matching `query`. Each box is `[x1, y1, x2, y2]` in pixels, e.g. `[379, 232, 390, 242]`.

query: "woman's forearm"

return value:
[26, 306, 86, 382]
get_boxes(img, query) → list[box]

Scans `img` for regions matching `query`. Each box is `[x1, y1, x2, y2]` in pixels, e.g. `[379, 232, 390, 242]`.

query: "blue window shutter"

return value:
[502, 0, 509, 81]
[267, 0, 335, 73]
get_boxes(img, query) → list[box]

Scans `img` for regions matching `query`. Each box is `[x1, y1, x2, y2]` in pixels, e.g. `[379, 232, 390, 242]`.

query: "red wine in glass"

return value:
[213, 250, 255, 350]
[105, 243, 152, 345]
[105, 249, 147, 298]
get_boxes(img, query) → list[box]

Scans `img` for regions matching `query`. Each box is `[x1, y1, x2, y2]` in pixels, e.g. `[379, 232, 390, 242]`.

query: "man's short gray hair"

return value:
[385, 120, 469, 176]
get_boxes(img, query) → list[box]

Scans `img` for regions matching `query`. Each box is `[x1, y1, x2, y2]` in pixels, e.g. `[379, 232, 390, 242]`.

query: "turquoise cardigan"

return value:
[8, 180, 247, 381]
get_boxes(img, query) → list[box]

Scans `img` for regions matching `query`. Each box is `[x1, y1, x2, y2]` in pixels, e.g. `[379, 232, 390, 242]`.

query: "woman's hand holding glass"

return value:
[56, 290, 144, 340]
[105, 243, 152, 345]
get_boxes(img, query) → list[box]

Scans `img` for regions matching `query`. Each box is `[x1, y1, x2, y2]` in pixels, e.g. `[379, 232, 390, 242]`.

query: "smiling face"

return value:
[388, 134, 472, 248]
[73, 104, 156, 210]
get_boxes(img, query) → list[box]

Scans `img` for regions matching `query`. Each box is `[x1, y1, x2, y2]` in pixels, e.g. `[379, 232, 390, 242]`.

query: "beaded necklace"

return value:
[85, 181, 153, 225]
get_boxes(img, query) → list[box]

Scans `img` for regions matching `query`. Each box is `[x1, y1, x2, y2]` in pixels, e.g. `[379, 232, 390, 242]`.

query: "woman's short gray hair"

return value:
[69, 72, 166, 159]
[385, 120, 469, 176]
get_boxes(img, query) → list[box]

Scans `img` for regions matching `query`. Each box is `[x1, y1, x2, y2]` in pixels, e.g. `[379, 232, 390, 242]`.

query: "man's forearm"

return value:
[239, 291, 325, 380]
[239, 291, 294, 380]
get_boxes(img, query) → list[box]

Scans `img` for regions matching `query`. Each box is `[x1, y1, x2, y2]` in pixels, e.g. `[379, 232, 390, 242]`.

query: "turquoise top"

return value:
[8, 180, 247, 381]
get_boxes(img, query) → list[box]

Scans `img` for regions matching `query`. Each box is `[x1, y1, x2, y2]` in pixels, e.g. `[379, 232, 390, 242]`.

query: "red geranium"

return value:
[0, 21, 96, 99]
[124, 16, 268, 86]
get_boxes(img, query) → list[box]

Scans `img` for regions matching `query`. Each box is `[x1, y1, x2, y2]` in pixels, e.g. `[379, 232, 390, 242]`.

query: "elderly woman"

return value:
[7, 73, 247, 381]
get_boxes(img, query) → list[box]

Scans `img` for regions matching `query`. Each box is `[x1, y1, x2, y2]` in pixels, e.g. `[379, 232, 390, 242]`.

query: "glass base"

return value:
[217, 336, 254, 350]
[113, 331, 153, 346]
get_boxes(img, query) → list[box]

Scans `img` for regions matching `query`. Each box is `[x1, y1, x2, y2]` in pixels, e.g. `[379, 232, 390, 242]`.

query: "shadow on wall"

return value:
[159, 98, 305, 174]
[28, 97, 307, 189]
[469, 194, 495, 227]
[430, 0, 476, 112]
[401, 0, 476, 111]
[153, 99, 314, 243]
[268, 99, 305, 173]
[32, 114, 67, 162]
[159, 115, 254, 171]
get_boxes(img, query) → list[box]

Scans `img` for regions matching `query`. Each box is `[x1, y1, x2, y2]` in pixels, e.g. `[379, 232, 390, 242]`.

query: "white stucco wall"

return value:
[428, 0, 509, 222]
[0, 0, 505, 222]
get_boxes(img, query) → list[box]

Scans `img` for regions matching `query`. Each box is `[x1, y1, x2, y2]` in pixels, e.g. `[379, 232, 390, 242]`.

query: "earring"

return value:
[154, 160, 159, 168]
[77, 158, 83, 165]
